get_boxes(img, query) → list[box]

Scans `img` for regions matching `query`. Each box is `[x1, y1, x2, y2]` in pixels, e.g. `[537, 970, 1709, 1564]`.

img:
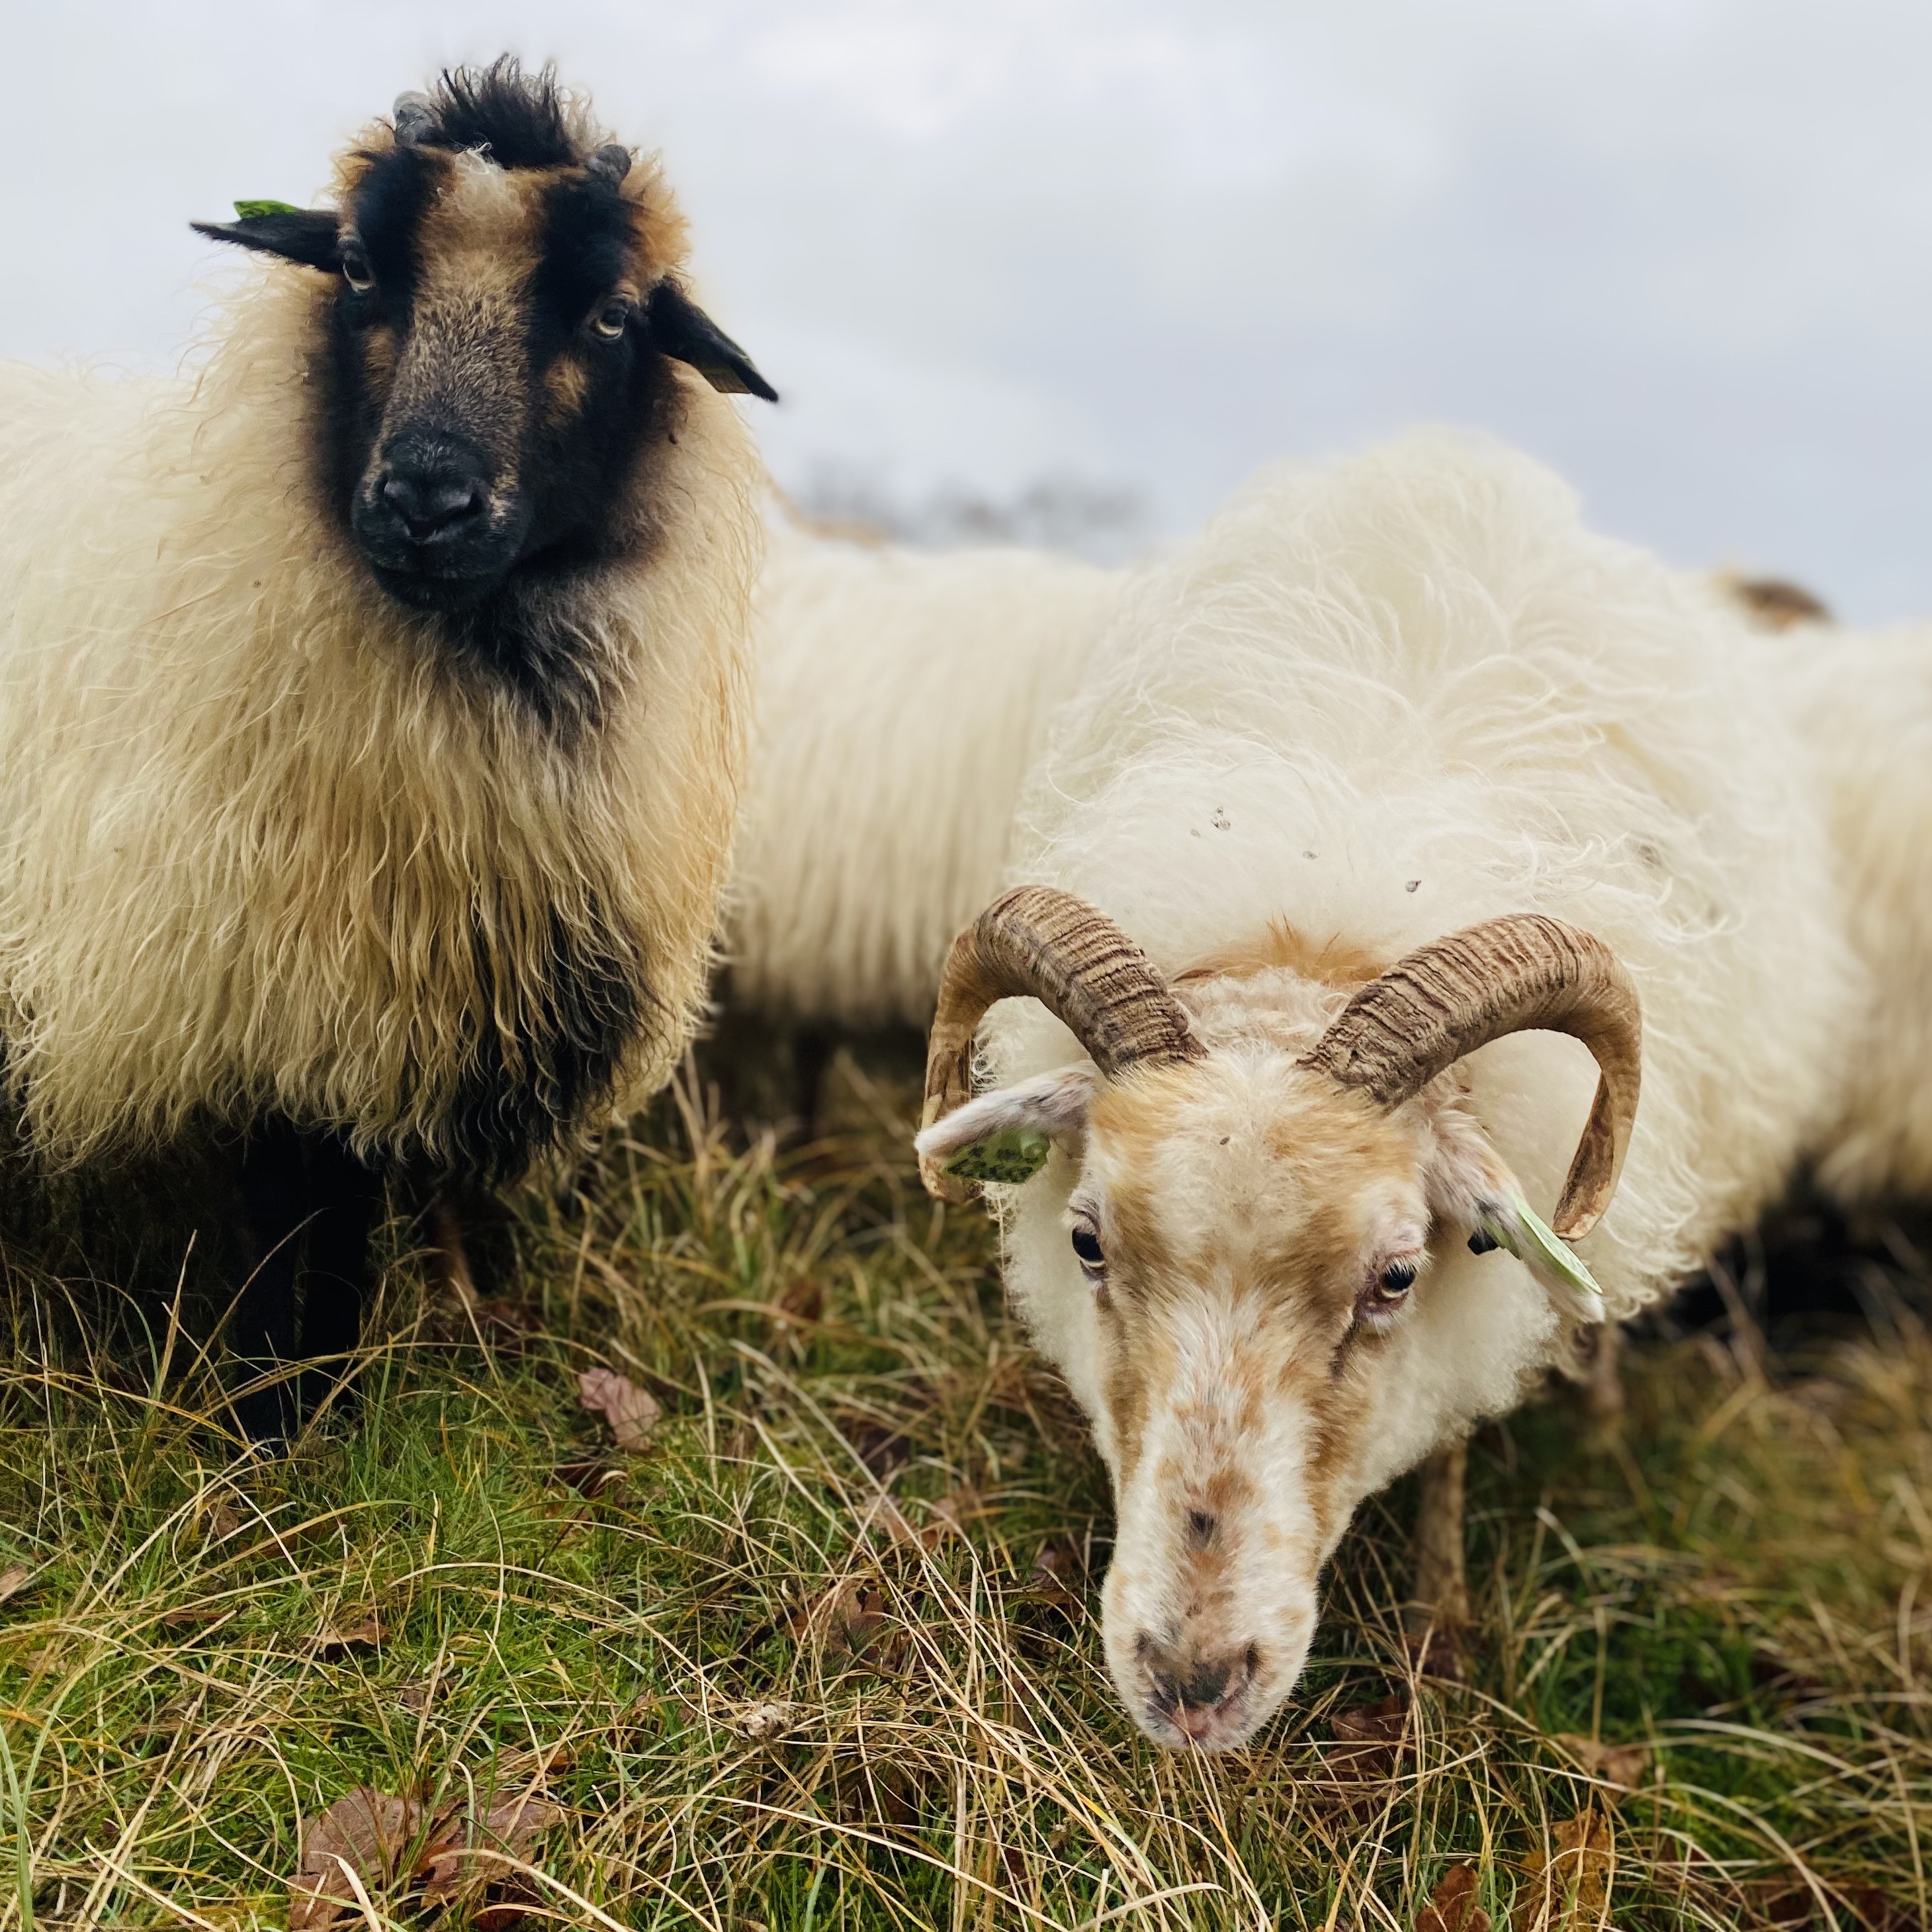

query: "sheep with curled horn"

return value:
[0, 58, 775, 1441]
[913, 434, 1863, 1750]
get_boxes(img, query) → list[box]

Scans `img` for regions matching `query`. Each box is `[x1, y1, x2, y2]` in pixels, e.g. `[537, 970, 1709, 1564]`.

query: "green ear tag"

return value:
[234, 199, 302, 220]
[942, 1128, 1051, 1187]
[1483, 1186, 1606, 1323]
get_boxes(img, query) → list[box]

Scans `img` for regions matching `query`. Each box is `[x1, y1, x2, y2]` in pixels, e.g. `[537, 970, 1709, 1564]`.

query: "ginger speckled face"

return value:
[919, 1045, 1575, 1751]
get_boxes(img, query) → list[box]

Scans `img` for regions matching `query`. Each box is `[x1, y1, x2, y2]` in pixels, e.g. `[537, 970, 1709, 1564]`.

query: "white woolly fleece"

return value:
[726, 519, 1129, 1027]
[983, 433, 1863, 1440]
[0, 260, 762, 1169]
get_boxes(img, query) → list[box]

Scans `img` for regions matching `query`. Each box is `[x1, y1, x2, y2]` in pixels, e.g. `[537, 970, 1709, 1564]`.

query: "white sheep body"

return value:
[727, 520, 1126, 1028]
[0, 267, 760, 1172]
[1760, 622, 1932, 1205]
[981, 434, 1861, 1481]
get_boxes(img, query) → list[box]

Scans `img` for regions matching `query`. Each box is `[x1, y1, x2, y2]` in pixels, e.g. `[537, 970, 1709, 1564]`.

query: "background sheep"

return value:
[717, 517, 1126, 1123]
[914, 433, 1861, 1748]
[0, 60, 774, 1437]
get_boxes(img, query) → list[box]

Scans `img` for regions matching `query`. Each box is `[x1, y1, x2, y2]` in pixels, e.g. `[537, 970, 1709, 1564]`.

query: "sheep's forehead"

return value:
[415, 157, 547, 296]
[1086, 1053, 1425, 1289]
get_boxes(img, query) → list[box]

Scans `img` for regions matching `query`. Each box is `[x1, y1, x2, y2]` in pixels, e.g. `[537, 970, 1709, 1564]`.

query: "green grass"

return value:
[4, 1058, 1932, 1929]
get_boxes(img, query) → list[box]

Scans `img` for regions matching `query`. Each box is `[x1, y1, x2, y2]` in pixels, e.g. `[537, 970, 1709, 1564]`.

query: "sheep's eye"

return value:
[1071, 1224, 1104, 1272]
[340, 246, 374, 293]
[591, 298, 631, 341]
[1374, 1260, 1418, 1302]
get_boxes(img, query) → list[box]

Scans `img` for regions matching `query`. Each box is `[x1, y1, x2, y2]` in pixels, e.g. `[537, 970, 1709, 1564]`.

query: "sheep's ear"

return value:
[645, 280, 778, 402]
[1426, 1108, 1606, 1323]
[914, 1067, 1096, 1187]
[191, 207, 342, 270]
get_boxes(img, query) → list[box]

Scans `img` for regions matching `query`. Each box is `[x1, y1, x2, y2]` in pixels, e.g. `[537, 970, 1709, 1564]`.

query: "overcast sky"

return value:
[7, 1, 1931, 616]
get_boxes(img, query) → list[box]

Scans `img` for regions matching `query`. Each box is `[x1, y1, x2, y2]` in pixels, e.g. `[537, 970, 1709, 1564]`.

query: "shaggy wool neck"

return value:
[0, 263, 760, 1180]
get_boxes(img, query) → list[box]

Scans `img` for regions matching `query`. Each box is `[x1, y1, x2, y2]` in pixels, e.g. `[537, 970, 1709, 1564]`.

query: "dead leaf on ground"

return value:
[1417, 1864, 1491, 1932]
[202, 1499, 243, 1541]
[396, 1674, 438, 1715]
[1026, 1538, 1087, 1618]
[418, 1791, 564, 1908]
[776, 1274, 824, 1324]
[1513, 1808, 1613, 1932]
[832, 1413, 910, 1475]
[1328, 1694, 1411, 1775]
[288, 1786, 424, 1929]
[314, 1608, 384, 1657]
[1555, 1734, 1652, 1794]
[577, 1367, 661, 1452]
[0, 1564, 30, 1606]
[789, 1578, 900, 1669]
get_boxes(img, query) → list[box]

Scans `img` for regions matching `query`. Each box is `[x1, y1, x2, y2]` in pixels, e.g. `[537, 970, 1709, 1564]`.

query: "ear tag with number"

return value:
[234, 198, 302, 220]
[1481, 1185, 1606, 1324]
[942, 1128, 1051, 1187]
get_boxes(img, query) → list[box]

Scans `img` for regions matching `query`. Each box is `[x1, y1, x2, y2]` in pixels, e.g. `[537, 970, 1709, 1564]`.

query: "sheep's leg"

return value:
[791, 1022, 840, 1140]
[232, 1120, 308, 1443]
[1584, 1320, 1625, 1426]
[296, 1134, 384, 1421]
[1406, 1439, 1470, 1670]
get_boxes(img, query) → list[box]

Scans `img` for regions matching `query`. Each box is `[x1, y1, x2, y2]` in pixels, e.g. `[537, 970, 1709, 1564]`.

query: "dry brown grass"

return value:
[3, 1057, 1932, 1928]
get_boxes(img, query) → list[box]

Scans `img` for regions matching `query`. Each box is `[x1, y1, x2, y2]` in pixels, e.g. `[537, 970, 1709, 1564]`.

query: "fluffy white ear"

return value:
[1425, 1105, 1606, 1324]
[913, 1066, 1097, 1187]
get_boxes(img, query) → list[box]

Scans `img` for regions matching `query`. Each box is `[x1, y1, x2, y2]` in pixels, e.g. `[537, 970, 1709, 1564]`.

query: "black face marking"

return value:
[437, 897, 652, 1184]
[200, 57, 770, 742]
[1186, 1510, 1217, 1548]
[192, 208, 343, 269]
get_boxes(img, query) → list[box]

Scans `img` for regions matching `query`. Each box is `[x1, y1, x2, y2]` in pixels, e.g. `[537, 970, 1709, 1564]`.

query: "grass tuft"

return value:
[4, 1058, 1932, 1927]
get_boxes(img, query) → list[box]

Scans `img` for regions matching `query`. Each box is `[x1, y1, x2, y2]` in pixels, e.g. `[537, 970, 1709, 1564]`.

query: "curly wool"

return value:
[726, 517, 1127, 1028]
[987, 433, 1863, 1335]
[0, 193, 760, 1172]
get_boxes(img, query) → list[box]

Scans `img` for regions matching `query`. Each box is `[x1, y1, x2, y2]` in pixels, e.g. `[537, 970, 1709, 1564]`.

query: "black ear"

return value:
[191, 208, 342, 271]
[644, 280, 777, 402]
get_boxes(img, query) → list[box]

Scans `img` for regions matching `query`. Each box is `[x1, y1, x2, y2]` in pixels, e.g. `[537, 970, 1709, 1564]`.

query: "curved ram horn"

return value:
[392, 92, 438, 146]
[920, 886, 1204, 1201]
[1302, 913, 1641, 1240]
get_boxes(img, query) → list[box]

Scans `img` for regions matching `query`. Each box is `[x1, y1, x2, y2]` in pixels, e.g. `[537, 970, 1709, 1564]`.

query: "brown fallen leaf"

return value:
[1513, 1808, 1613, 1932]
[1418, 1864, 1491, 1932]
[0, 1564, 30, 1606]
[776, 1274, 825, 1325]
[314, 1609, 383, 1657]
[396, 1675, 438, 1715]
[577, 1367, 661, 1452]
[417, 1791, 564, 1906]
[1555, 1734, 1652, 1794]
[288, 1786, 423, 1929]
[1319, 1693, 1412, 1816]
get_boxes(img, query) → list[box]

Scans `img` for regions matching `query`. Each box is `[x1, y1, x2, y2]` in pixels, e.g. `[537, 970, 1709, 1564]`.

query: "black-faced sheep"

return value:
[0, 60, 775, 1437]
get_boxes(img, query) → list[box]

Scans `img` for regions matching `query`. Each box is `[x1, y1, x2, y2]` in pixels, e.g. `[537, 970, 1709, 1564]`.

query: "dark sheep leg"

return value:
[232, 1120, 308, 1443]
[296, 1134, 385, 1421]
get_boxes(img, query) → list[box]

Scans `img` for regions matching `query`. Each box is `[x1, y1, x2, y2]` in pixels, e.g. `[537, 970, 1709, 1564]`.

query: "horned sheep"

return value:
[913, 434, 1862, 1749]
[0, 61, 775, 1437]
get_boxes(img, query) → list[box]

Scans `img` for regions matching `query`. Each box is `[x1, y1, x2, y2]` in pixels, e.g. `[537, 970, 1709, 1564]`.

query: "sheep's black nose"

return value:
[379, 466, 486, 543]
[1141, 1638, 1258, 1741]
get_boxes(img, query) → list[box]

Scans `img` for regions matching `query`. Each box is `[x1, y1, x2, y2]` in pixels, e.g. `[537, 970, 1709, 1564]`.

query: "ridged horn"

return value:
[392, 92, 437, 146]
[1302, 913, 1641, 1240]
[919, 887, 1205, 1201]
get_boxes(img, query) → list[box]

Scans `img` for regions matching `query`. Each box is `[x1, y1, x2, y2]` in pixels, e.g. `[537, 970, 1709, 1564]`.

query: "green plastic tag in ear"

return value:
[1482, 1186, 1607, 1324]
[942, 1128, 1051, 1187]
[234, 198, 302, 220]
